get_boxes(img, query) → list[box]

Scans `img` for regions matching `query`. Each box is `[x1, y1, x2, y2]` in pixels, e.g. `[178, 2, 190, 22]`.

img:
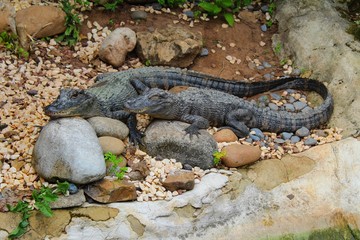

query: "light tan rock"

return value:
[71, 206, 119, 221]
[99, 136, 125, 155]
[15, 6, 66, 38]
[221, 144, 261, 168]
[136, 26, 202, 67]
[88, 117, 129, 140]
[99, 27, 137, 67]
[213, 129, 238, 142]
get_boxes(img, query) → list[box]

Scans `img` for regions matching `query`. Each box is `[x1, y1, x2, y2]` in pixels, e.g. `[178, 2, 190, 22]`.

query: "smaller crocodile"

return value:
[123, 79, 333, 137]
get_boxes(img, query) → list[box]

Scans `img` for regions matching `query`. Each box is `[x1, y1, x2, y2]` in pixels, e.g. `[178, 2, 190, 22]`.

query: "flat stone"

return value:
[162, 170, 195, 192]
[130, 10, 147, 20]
[221, 144, 261, 168]
[304, 138, 317, 146]
[263, 61, 272, 68]
[274, 138, 285, 144]
[99, 136, 125, 155]
[290, 135, 301, 143]
[281, 132, 293, 140]
[296, 127, 310, 137]
[87, 117, 129, 140]
[71, 206, 119, 221]
[213, 129, 238, 142]
[50, 190, 86, 209]
[84, 178, 137, 203]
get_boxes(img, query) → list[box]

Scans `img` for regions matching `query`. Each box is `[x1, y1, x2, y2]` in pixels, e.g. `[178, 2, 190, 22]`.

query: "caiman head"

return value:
[123, 88, 176, 119]
[45, 88, 101, 119]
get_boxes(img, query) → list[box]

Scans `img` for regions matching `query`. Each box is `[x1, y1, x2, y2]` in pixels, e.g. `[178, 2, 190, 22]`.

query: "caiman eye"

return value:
[70, 89, 84, 98]
[149, 95, 160, 100]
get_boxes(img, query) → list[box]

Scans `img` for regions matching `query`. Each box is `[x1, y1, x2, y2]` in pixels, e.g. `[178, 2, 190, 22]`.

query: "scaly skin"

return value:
[45, 67, 323, 143]
[123, 78, 334, 137]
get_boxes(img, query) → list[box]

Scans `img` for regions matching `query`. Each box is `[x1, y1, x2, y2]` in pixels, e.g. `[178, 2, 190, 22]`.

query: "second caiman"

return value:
[44, 67, 330, 143]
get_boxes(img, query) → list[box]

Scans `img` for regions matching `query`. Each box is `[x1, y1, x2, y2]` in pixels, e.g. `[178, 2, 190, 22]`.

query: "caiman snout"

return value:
[44, 105, 59, 118]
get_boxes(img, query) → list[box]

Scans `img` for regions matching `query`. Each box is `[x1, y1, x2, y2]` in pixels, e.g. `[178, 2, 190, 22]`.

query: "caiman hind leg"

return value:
[224, 109, 254, 138]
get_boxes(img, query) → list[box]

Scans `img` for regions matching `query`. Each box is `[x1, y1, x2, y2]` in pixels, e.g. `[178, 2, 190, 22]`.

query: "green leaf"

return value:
[8, 225, 28, 239]
[216, 0, 233, 8]
[224, 13, 235, 27]
[198, 2, 222, 15]
[35, 202, 53, 217]
[56, 181, 70, 195]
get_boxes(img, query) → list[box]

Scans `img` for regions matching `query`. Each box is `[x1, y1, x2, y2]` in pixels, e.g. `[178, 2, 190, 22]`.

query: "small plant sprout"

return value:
[213, 150, 226, 166]
[104, 152, 128, 180]
[0, 31, 29, 58]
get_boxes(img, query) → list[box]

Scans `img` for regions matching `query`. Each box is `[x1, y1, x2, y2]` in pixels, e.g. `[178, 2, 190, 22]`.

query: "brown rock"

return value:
[71, 206, 119, 221]
[213, 129, 238, 142]
[84, 178, 137, 203]
[99, 136, 125, 155]
[162, 170, 195, 192]
[11, 159, 25, 171]
[0, 212, 22, 232]
[15, 6, 66, 38]
[221, 144, 261, 168]
[99, 27, 137, 67]
[136, 26, 203, 67]
[128, 159, 149, 179]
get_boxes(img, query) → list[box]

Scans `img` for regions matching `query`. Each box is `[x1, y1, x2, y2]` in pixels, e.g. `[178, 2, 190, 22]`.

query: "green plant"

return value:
[0, 31, 29, 58]
[103, 0, 123, 11]
[198, 0, 252, 27]
[104, 152, 128, 179]
[7, 182, 69, 239]
[273, 42, 282, 55]
[145, 59, 151, 66]
[268, 0, 276, 16]
[213, 150, 226, 166]
[157, 0, 186, 8]
[56, 0, 91, 46]
[280, 58, 287, 66]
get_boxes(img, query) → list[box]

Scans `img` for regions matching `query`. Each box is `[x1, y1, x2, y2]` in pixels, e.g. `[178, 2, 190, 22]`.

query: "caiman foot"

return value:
[184, 125, 201, 139]
[129, 129, 145, 146]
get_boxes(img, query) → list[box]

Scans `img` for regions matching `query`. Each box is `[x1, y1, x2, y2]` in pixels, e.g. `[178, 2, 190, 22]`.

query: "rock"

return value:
[32, 118, 106, 185]
[293, 101, 307, 111]
[184, 10, 194, 18]
[136, 26, 203, 68]
[99, 27, 137, 67]
[261, 4, 269, 13]
[281, 132, 293, 140]
[304, 137, 317, 146]
[221, 144, 261, 168]
[260, 24, 267, 32]
[151, 2, 162, 10]
[263, 73, 273, 80]
[0, 3, 15, 33]
[98, 136, 125, 155]
[199, 48, 209, 57]
[257, 65, 265, 70]
[290, 135, 301, 143]
[88, 116, 129, 140]
[130, 11, 147, 20]
[213, 129, 238, 142]
[250, 135, 260, 141]
[15, 6, 66, 38]
[263, 61, 272, 68]
[296, 126, 310, 137]
[238, 10, 259, 23]
[127, 160, 149, 180]
[68, 183, 79, 194]
[274, 0, 360, 136]
[250, 128, 265, 140]
[162, 170, 195, 192]
[50, 190, 86, 209]
[142, 120, 217, 169]
[84, 178, 137, 203]
[274, 138, 285, 144]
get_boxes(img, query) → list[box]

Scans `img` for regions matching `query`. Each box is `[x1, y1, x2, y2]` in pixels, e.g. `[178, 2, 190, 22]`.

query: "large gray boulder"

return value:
[136, 26, 203, 68]
[142, 120, 217, 169]
[32, 118, 106, 185]
[273, 0, 360, 136]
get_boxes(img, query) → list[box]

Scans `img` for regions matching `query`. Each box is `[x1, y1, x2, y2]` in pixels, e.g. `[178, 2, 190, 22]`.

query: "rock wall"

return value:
[273, 0, 360, 136]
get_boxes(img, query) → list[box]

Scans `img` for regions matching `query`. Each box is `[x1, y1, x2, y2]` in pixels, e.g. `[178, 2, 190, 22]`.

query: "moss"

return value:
[346, 24, 360, 41]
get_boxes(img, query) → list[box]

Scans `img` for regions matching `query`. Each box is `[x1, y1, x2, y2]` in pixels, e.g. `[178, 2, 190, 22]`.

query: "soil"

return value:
[81, 4, 284, 80]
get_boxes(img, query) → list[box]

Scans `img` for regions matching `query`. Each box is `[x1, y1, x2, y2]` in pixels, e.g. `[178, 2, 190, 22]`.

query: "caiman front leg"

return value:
[109, 109, 143, 145]
[224, 109, 253, 137]
[180, 114, 210, 138]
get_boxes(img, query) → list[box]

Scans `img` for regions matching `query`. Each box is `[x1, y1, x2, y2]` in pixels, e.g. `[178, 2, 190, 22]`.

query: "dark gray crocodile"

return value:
[44, 67, 323, 143]
[123, 78, 334, 137]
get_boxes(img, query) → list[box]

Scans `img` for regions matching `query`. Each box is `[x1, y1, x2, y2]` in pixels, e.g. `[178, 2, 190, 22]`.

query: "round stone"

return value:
[221, 144, 261, 168]
[87, 117, 129, 140]
[99, 136, 125, 155]
[68, 183, 78, 194]
[281, 132, 293, 140]
[261, 5, 269, 12]
[250, 128, 265, 139]
[257, 65, 265, 70]
[130, 11, 148, 20]
[292, 68, 301, 76]
[184, 10, 194, 18]
[290, 136, 301, 144]
[304, 138, 317, 146]
[274, 138, 286, 144]
[263, 61, 272, 68]
[200, 48, 209, 57]
[260, 24, 267, 32]
[213, 129, 238, 142]
[263, 73, 273, 80]
[296, 127, 310, 137]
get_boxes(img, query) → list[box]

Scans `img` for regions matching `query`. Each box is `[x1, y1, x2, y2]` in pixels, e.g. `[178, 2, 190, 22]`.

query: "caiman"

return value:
[44, 67, 327, 143]
[123, 78, 334, 137]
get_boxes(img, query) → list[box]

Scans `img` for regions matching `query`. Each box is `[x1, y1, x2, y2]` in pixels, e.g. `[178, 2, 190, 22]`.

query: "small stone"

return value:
[296, 127, 310, 137]
[222, 144, 261, 168]
[152, 3, 162, 10]
[245, 138, 253, 143]
[130, 11, 148, 20]
[263, 61, 272, 68]
[274, 138, 285, 144]
[290, 136, 301, 144]
[229, 42, 236, 47]
[304, 138, 317, 146]
[250, 128, 265, 139]
[250, 135, 261, 141]
[257, 65, 265, 70]
[27, 89, 38, 96]
[281, 132, 293, 140]
[292, 68, 301, 76]
[222, 23, 229, 28]
[88, 117, 129, 140]
[162, 170, 195, 192]
[268, 103, 279, 111]
[260, 24, 267, 32]
[263, 73, 273, 80]
[68, 183, 78, 194]
[259, 41, 266, 47]
[293, 101, 307, 111]
[184, 10, 194, 18]
[200, 48, 209, 57]
[213, 129, 238, 142]
[99, 136, 125, 155]
[183, 164, 193, 171]
[261, 5, 269, 13]
[50, 189, 86, 209]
